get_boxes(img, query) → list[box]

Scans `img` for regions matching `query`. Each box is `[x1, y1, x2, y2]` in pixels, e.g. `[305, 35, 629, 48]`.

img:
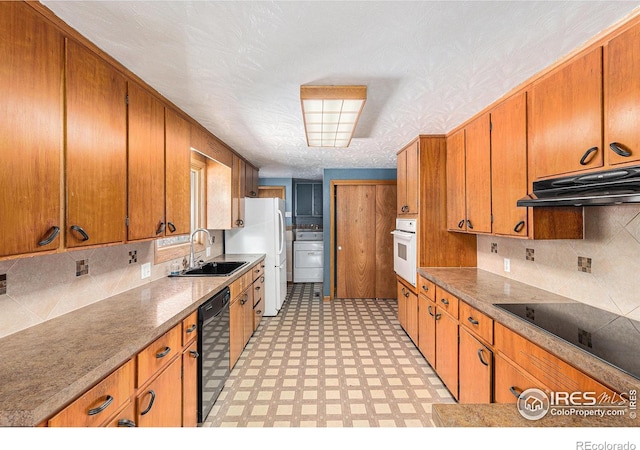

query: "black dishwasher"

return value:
[197, 286, 231, 423]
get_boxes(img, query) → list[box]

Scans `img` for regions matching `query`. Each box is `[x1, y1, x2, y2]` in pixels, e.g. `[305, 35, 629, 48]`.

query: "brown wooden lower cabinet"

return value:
[417, 295, 436, 367]
[397, 277, 418, 344]
[105, 402, 136, 427]
[435, 307, 459, 400]
[229, 292, 245, 370]
[182, 340, 199, 427]
[458, 327, 493, 404]
[136, 356, 182, 427]
[493, 353, 547, 404]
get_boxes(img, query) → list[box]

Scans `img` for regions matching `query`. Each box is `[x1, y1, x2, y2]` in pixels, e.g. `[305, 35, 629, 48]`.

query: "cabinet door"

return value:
[458, 328, 492, 404]
[165, 108, 191, 235]
[406, 286, 418, 345]
[231, 155, 246, 227]
[66, 39, 127, 248]
[396, 148, 408, 215]
[295, 183, 313, 216]
[491, 93, 528, 237]
[127, 82, 165, 241]
[397, 280, 407, 330]
[404, 141, 419, 215]
[417, 296, 436, 367]
[242, 288, 254, 346]
[494, 353, 545, 404]
[136, 357, 182, 427]
[464, 113, 492, 234]
[182, 341, 199, 427]
[435, 310, 459, 400]
[245, 164, 259, 198]
[605, 21, 640, 166]
[312, 183, 323, 216]
[0, 3, 63, 257]
[446, 129, 466, 231]
[229, 295, 244, 369]
[529, 47, 603, 178]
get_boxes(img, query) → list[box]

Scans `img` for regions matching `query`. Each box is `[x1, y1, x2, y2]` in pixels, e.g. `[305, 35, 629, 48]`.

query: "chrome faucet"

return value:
[189, 228, 213, 269]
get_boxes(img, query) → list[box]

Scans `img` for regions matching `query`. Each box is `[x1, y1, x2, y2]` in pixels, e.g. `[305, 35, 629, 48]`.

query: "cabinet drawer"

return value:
[137, 324, 182, 388]
[417, 275, 435, 301]
[182, 311, 198, 346]
[494, 353, 547, 404]
[459, 301, 493, 344]
[251, 261, 265, 282]
[434, 286, 458, 319]
[494, 323, 617, 397]
[48, 359, 134, 427]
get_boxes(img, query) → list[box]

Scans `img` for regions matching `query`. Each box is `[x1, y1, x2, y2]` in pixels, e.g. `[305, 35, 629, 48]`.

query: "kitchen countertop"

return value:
[419, 267, 640, 427]
[0, 253, 265, 427]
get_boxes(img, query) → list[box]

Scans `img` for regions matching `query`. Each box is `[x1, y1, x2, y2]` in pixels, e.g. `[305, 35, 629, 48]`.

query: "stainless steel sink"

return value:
[172, 261, 248, 277]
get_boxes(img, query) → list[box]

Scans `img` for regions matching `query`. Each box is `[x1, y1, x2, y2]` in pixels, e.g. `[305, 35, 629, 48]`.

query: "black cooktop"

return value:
[494, 302, 640, 381]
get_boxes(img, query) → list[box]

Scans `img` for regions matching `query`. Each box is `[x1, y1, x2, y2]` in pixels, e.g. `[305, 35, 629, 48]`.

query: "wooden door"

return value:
[529, 47, 603, 178]
[375, 184, 397, 298]
[0, 3, 63, 257]
[182, 341, 198, 427]
[458, 328, 492, 404]
[127, 82, 165, 241]
[136, 357, 182, 427]
[417, 296, 436, 367]
[605, 20, 640, 166]
[165, 108, 191, 235]
[435, 310, 459, 400]
[464, 113, 492, 233]
[66, 39, 127, 248]
[491, 93, 528, 237]
[336, 185, 376, 298]
[446, 129, 466, 231]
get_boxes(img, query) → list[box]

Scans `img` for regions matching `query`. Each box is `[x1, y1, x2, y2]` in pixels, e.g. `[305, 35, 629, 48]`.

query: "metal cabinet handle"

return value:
[140, 390, 156, 416]
[421, 284, 429, 292]
[260, 276, 265, 283]
[477, 348, 489, 366]
[155, 222, 165, 235]
[466, 219, 473, 230]
[189, 350, 199, 358]
[435, 312, 442, 320]
[609, 142, 632, 157]
[117, 419, 136, 427]
[401, 205, 408, 212]
[155, 346, 171, 359]
[167, 222, 176, 233]
[70, 225, 89, 241]
[579, 146, 598, 165]
[186, 324, 197, 333]
[514, 220, 525, 233]
[256, 310, 262, 315]
[468, 317, 479, 326]
[428, 305, 435, 317]
[236, 219, 244, 226]
[38, 226, 60, 246]
[88, 395, 113, 416]
[250, 190, 257, 197]
[440, 298, 449, 305]
[509, 386, 522, 399]
[457, 219, 465, 229]
[255, 286, 261, 291]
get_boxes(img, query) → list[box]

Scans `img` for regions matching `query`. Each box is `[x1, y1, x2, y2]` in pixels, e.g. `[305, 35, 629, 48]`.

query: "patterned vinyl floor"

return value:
[202, 282, 455, 427]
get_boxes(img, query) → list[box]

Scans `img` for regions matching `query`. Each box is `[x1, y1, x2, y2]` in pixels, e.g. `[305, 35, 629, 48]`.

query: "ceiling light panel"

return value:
[300, 85, 366, 148]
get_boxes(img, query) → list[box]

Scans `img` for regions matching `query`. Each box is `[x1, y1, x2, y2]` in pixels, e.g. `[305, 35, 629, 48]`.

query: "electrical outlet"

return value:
[141, 262, 151, 279]
[206, 246, 211, 257]
[504, 258, 511, 273]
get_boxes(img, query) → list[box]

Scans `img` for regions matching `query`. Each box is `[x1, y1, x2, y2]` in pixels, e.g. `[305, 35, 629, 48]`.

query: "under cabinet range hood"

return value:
[517, 165, 640, 207]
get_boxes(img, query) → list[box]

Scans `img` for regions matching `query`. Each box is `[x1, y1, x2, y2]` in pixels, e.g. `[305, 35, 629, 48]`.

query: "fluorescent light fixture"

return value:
[300, 85, 366, 148]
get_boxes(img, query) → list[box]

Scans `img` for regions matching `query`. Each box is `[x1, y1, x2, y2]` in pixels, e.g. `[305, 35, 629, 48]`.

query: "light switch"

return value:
[141, 263, 151, 279]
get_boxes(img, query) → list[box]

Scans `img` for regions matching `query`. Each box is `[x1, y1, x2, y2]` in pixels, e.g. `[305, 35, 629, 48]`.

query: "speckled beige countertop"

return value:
[0, 254, 264, 427]
[420, 267, 640, 427]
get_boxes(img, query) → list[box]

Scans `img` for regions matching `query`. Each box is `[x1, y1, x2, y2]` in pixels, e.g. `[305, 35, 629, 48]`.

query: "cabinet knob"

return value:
[421, 284, 429, 292]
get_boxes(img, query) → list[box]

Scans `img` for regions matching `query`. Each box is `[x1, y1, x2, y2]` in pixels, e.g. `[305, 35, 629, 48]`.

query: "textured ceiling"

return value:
[42, 1, 640, 179]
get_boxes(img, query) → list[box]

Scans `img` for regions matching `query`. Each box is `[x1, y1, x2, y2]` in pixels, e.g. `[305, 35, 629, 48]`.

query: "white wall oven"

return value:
[391, 218, 417, 286]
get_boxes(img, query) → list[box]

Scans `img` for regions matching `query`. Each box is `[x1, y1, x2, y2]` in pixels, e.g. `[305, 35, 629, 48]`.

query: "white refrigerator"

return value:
[224, 198, 287, 316]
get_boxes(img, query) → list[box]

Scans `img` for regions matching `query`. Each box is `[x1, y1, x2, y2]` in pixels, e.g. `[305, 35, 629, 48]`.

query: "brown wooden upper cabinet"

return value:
[127, 82, 166, 241]
[0, 3, 64, 257]
[66, 39, 127, 248]
[490, 93, 528, 237]
[232, 154, 246, 228]
[446, 114, 492, 234]
[605, 20, 640, 167]
[164, 108, 192, 236]
[528, 47, 603, 180]
[396, 140, 419, 216]
[245, 163, 259, 198]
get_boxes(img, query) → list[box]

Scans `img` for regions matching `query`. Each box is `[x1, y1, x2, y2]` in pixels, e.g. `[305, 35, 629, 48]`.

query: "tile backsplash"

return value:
[0, 231, 223, 339]
[477, 204, 640, 321]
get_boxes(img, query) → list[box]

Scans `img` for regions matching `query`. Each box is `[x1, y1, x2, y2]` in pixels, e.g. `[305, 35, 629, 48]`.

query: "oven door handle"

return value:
[391, 230, 414, 240]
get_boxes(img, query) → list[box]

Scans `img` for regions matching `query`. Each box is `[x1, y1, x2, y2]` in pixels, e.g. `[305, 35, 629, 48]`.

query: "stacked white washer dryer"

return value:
[293, 230, 323, 282]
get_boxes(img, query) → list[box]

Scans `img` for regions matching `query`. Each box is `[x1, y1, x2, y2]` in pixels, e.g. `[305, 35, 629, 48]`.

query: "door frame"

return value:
[329, 179, 397, 300]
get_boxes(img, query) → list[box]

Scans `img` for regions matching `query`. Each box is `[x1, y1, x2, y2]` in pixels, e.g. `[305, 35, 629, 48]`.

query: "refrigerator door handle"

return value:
[277, 208, 285, 257]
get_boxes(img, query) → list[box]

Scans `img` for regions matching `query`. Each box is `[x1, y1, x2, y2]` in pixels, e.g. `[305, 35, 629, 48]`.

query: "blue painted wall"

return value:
[321, 168, 397, 296]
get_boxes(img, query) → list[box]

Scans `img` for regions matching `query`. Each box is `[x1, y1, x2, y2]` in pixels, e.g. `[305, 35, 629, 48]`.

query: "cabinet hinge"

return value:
[125, 94, 129, 105]
[125, 216, 129, 227]
[489, 121, 493, 132]
[491, 214, 494, 223]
